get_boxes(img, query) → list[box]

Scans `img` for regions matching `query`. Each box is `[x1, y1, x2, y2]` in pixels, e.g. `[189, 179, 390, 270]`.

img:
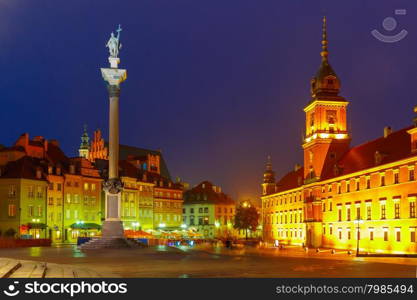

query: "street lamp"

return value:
[353, 219, 364, 256]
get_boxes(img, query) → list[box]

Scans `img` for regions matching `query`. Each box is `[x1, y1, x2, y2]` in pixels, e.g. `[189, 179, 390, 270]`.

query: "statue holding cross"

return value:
[106, 24, 122, 58]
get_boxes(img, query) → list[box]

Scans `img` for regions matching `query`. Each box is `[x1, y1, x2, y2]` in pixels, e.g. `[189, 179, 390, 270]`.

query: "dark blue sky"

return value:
[0, 0, 416, 202]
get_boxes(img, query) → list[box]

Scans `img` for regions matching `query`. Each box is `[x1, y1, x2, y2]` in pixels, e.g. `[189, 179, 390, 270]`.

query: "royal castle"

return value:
[261, 17, 417, 254]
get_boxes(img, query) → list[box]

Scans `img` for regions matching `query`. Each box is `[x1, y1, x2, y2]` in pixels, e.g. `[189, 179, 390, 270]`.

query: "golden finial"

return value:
[321, 16, 328, 61]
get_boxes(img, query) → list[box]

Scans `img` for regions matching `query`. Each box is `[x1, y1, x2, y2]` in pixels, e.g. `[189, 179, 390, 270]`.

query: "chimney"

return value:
[56, 164, 62, 176]
[384, 126, 392, 138]
[36, 167, 42, 179]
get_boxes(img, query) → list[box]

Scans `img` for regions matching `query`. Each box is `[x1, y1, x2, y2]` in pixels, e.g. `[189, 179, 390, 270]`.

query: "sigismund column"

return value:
[101, 25, 127, 238]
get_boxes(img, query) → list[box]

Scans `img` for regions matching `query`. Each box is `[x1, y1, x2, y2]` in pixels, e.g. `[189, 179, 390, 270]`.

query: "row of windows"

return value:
[154, 201, 181, 208]
[324, 225, 417, 243]
[322, 168, 415, 195]
[27, 186, 44, 198]
[154, 191, 182, 199]
[324, 197, 417, 221]
[184, 215, 233, 226]
[264, 192, 303, 208]
[276, 228, 304, 239]
[264, 210, 304, 225]
[49, 182, 96, 191]
[64, 209, 96, 221]
[154, 214, 182, 222]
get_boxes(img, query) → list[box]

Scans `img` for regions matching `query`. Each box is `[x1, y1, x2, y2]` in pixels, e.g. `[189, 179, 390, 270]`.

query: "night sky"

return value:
[1, 0, 416, 202]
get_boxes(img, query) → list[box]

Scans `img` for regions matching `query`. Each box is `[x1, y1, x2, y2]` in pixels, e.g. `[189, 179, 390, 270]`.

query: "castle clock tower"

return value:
[302, 17, 350, 183]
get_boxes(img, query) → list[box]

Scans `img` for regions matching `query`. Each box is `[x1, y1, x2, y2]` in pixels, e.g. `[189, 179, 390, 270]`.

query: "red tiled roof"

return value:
[276, 167, 304, 193]
[274, 126, 416, 194]
[0, 156, 45, 180]
[322, 126, 415, 180]
[183, 181, 234, 204]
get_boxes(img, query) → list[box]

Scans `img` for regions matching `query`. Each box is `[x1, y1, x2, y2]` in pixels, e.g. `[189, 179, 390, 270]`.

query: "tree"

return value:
[234, 202, 259, 239]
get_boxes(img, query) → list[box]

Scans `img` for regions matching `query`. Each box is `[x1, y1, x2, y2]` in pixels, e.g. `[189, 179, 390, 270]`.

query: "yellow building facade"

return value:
[261, 18, 417, 254]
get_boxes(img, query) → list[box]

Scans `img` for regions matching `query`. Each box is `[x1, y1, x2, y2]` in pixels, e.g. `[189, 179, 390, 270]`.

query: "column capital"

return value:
[101, 67, 127, 86]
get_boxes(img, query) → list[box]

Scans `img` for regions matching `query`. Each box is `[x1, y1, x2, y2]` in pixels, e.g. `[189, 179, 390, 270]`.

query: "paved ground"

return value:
[0, 244, 415, 278]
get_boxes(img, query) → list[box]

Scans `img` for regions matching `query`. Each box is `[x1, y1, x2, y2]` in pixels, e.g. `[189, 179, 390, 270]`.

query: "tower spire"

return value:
[321, 16, 328, 62]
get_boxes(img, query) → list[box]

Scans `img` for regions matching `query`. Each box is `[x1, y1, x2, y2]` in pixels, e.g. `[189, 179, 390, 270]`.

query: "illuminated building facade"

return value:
[183, 181, 236, 238]
[88, 129, 183, 231]
[0, 134, 103, 243]
[261, 17, 417, 254]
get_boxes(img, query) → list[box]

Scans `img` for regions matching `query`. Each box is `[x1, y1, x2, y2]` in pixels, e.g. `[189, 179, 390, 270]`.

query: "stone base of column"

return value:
[101, 220, 124, 238]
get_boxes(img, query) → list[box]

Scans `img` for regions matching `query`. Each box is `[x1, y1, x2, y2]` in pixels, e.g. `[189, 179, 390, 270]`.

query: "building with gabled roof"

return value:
[183, 181, 236, 238]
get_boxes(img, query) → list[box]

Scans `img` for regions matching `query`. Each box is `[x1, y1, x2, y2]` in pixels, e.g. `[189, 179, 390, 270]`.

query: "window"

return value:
[92, 184, 96, 191]
[48, 183, 54, 190]
[410, 201, 416, 218]
[383, 228, 388, 241]
[329, 224, 333, 235]
[204, 207, 208, 213]
[410, 169, 415, 181]
[28, 205, 34, 217]
[190, 208, 194, 214]
[56, 198, 62, 206]
[347, 183, 350, 193]
[84, 183, 89, 191]
[396, 228, 401, 242]
[367, 205, 372, 220]
[323, 203, 326, 212]
[74, 210, 78, 219]
[66, 181, 72, 187]
[36, 186, 43, 198]
[347, 229, 351, 240]
[198, 207, 203, 213]
[338, 228, 342, 239]
[381, 175, 385, 186]
[356, 206, 361, 220]
[329, 200, 333, 211]
[8, 185, 16, 197]
[48, 197, 54, 205]
[28, 186, 34, 198]
[323, 226, 326, 235]
[346, 207, 351, 221]
[411, 229, 416, 243]
[189, 216, 194, 225]
[57, 183, 62, 191]
[74, 194, 80, 204]
[338, 207, 342, 221]
[37, 206, 42, 217]
[394, 173, 399, 184]
[369, 228, 374, 241]
[367, 178, 370, 189]
[66, 194, 71, 204]
[203, 217, 209, 225]
[198, 216, 203, 225]
[8, 204, 16, 217]
[394, 202, 400, 219]
[356, 180, 360, 191]
[66, 209, 70, 219]
[381, 203, 386, 219]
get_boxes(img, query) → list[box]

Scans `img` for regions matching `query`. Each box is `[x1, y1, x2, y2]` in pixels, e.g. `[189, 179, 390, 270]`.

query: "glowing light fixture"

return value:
[320, 133, 330, 138]
[335, 134, 345, 139]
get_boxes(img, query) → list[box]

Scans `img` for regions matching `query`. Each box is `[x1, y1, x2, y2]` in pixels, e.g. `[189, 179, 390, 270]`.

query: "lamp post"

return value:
[353, 219, 364, 256]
